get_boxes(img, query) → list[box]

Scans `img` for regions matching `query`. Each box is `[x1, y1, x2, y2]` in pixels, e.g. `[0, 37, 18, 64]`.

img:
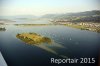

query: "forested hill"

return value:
[41, 10, 100, 22]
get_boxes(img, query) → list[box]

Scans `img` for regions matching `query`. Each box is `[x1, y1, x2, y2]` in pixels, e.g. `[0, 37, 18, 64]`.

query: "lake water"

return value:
[0, 20, 100, 66]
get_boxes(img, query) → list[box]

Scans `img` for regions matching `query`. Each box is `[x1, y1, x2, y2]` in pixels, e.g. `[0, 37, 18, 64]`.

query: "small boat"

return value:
[69, 38, 72, 40]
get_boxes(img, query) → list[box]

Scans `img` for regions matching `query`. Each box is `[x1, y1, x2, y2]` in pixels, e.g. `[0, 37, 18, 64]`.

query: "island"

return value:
[16, 33, 52, 45]
[0, 27, 6, 31]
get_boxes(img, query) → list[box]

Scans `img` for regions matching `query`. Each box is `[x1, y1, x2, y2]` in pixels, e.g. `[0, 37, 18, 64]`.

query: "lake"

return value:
[0, 20, 100, 66]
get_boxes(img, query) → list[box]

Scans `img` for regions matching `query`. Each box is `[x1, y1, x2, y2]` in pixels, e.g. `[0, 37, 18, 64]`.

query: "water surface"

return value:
[0, 20, 100, 66]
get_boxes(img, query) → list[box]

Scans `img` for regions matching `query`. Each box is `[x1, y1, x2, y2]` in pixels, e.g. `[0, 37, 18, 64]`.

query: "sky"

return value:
[0, 0, 100, 16]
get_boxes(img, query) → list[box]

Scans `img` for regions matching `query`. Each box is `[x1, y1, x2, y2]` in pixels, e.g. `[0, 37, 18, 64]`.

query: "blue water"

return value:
[0, 21, 100, 66]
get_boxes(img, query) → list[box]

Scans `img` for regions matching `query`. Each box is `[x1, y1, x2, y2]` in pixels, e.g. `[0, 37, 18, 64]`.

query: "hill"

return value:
[41, 10, 100, 22]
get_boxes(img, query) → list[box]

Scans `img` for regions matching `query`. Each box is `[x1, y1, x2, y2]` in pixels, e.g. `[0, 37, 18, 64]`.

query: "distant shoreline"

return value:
[13, 21, 100, 33]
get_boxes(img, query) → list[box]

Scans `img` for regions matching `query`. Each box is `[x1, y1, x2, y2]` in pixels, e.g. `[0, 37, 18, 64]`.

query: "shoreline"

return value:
[1, 21, 100, 33]
[51, 21, 100, 33]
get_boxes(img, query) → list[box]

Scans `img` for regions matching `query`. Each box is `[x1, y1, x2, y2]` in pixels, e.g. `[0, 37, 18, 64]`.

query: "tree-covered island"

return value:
[16, 33, 52, 45]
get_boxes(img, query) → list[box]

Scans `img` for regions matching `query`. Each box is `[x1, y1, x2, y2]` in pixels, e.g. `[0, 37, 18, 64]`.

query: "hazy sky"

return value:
[0, 0, 100, 16]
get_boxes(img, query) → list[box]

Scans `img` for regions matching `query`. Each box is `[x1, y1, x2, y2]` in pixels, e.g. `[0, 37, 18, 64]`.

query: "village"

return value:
[49, 19, 100, 33]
